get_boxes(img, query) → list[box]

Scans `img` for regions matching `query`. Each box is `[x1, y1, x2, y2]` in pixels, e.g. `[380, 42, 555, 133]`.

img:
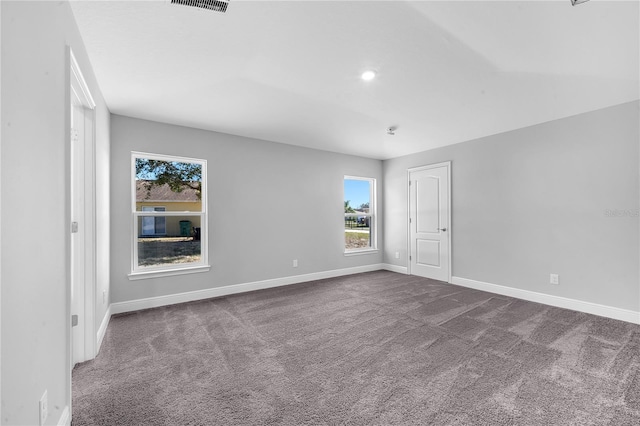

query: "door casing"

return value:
[68, 46, 97, 422]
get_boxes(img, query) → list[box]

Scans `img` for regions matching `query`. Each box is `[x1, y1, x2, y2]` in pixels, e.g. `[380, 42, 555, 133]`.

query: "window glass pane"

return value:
[136, 215, 201, 238]
[137, 215, 202, 268]
[344, 179, 371, 213]
[344, 178, 372, 250]
[135, 158, 202, 212]
[345, 217, 372, 249]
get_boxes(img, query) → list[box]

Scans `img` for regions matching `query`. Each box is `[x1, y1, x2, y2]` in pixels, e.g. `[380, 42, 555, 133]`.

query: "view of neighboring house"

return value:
[136, 181, 202, 237]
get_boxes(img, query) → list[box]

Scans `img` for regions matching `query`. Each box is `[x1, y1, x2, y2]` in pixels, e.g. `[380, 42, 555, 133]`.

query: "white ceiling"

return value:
[70, 0, 639, 160]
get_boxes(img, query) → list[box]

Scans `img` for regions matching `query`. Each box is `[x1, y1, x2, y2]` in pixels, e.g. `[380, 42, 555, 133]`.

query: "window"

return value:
[344, 176, 376, 253]
[130, 152, 209, 279]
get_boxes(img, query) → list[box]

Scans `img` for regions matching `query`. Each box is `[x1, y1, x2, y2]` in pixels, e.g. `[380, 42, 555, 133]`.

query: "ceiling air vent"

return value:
[171, 0, 230, 13]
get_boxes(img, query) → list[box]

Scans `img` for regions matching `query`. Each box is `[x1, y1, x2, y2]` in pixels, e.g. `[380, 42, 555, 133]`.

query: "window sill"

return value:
[344, 249, 378, 257]
[128, 265, 210, 281]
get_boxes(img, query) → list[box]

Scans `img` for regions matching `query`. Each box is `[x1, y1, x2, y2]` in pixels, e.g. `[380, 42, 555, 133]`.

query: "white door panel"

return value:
[416, 239, 441, 267]
[416, 176, 441, 234]
[409, 163, 450, 281]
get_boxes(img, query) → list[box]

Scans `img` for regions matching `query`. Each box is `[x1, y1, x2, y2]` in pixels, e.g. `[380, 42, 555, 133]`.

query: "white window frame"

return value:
[344, 175, 377, 255]
[129, 151, 210, 280]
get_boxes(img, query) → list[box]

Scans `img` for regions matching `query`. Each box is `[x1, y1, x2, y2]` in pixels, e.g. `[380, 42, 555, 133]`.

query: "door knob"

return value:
[439, 228, 447, 232]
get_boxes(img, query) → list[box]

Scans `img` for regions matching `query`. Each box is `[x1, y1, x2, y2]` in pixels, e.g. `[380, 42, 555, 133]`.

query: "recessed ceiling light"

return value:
[361, 70, 376, 81]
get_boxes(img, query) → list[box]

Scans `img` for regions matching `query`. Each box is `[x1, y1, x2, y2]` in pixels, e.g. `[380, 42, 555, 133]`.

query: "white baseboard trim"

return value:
[96, 305, 111, 354]
[451, 276, 640, 325]
[382, 263, 408, 274]
[58, 406, 70, 426]
[111, 264, 385, 315]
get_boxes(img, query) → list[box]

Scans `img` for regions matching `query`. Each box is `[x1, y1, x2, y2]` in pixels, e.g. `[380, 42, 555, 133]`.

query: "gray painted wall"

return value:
[383, 101, 640, 312]
[110, 115, 383, 303]
[1, 1, 110, 424]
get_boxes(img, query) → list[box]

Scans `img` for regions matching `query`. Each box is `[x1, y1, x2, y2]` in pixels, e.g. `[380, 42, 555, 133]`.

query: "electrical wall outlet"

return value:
[395, 251, 400, 259]
[103, 290, 107, 304]
[550, 274, 559, 285]
[39, 390, 48, 426]
[293, 259, 298, 268]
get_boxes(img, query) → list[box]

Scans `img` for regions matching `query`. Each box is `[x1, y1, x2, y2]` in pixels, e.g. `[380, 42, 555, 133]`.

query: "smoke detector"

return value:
[170, 0, 230, 13]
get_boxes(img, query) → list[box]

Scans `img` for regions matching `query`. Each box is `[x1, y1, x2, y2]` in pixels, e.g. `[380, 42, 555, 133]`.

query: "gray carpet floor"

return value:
[72, 271, 640, 425]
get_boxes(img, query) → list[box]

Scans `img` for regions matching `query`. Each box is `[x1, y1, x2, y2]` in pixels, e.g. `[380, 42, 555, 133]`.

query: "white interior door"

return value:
[70, 99, 85, 366]
[409, 163, 451, 281]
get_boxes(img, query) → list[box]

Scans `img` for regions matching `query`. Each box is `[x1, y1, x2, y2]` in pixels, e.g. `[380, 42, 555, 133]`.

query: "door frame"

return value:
[406, 161, 452, 282]
[67, 46, 97, 417]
